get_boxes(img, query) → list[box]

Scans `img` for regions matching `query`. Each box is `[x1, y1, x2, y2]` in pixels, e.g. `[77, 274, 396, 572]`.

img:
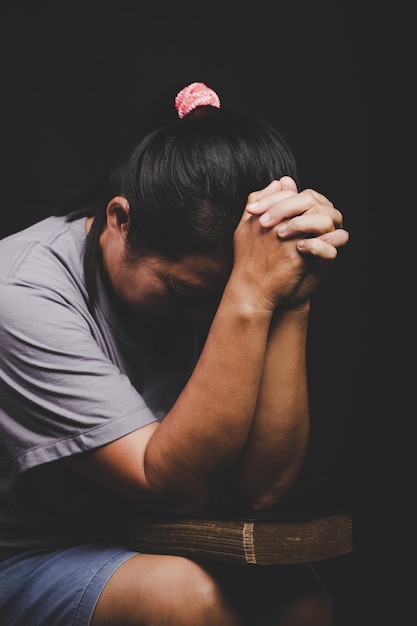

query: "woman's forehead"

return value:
[159, 252, 231, 285]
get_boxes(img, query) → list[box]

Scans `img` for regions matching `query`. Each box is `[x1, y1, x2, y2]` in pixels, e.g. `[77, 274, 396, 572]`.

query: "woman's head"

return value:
[114, 83, 298, 261]
[117, 109, 298, 262]
[75, 82, 299, 298]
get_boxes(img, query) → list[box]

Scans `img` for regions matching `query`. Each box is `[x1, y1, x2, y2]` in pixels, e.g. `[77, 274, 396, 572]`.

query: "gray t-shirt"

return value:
[0, 215, 203, 550]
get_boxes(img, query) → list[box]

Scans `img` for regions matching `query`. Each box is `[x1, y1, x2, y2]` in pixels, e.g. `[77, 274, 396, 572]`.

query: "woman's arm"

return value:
[68, 180, 348, 515]
[233, 305, 310, 511]
[232, 177, 349, 511]
[69, 211, 284, 513]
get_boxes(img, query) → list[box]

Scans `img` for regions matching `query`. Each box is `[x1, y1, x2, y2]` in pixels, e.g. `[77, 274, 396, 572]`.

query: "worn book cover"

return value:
[129, 512, 353, 565]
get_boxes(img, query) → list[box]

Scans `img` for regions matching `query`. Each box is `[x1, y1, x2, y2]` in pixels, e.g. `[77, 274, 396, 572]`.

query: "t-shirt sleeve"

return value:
[0, 279, 157, 475]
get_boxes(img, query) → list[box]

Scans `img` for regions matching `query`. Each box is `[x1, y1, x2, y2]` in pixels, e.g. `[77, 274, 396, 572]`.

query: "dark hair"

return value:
[65, 91, 299, 299]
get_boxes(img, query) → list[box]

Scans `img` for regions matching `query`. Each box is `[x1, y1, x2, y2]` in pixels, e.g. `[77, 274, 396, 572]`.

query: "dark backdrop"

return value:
[0, 1, 380, 623]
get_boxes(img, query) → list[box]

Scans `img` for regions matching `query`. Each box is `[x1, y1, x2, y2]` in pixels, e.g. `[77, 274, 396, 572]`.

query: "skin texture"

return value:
[91, 555, 335, 626]
[68, 176, 349, 624]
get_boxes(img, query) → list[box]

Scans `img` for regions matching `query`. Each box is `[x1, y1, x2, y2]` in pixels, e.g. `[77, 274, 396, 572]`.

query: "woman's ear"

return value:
[106, 196, 130, 235]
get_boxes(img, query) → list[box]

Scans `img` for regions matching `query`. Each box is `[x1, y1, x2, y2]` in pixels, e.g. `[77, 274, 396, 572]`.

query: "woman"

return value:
[0, 82, 349, 625]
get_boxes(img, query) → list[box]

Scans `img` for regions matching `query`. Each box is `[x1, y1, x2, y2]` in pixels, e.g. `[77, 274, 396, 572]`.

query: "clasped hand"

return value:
[232, 177, 349, 312]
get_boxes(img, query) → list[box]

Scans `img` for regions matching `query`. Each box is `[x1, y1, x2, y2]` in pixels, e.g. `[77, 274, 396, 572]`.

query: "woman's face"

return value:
[98, 199, 233, 328]
[105, 248, 232, 326]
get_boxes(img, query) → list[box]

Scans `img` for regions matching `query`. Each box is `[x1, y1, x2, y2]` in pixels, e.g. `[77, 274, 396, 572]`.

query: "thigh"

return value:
[0, 545, 333, 626]
[91, 553, 242, 626]
[93, 555, 334, 626]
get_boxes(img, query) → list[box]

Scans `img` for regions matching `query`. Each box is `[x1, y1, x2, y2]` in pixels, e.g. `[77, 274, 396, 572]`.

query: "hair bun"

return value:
[175, 82, 221, 119]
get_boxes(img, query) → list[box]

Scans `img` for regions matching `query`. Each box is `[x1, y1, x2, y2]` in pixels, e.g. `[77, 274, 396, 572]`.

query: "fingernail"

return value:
[259, 212, 271, 226]
[277, 224, 288, 235]
[246, 201, 259, 210]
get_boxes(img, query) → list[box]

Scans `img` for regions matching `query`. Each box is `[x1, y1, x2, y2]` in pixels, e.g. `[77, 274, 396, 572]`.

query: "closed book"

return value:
[129, 512, 353, 565]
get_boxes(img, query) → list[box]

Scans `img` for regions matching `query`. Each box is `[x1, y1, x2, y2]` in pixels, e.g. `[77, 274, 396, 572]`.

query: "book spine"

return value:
[242, 521, 256, 564]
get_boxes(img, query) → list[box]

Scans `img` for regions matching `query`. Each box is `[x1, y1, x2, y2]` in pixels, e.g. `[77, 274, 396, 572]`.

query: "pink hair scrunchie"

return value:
[175, 82, 221, 119]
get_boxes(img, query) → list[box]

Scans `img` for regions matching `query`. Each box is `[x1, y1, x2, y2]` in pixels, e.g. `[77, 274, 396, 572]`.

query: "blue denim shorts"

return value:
[0, 543, 138, 626]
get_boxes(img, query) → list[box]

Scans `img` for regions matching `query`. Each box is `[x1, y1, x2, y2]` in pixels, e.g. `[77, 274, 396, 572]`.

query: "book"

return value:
[129, 512, 353, 565]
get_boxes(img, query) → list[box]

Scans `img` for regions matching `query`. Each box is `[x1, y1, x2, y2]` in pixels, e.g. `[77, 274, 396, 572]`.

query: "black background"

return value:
[0, 1, 385, 623]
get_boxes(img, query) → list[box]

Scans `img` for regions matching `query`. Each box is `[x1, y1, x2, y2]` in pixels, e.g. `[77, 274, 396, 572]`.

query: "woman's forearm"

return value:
[234, 305, 310, 511]
[143, 282, 274, 509]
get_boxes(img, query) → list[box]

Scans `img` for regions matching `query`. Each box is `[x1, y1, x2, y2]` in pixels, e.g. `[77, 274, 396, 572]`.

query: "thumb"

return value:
[279, 176, 298, 192]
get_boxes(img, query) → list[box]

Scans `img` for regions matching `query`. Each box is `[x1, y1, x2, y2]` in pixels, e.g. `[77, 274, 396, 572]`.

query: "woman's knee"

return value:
[92, 553, 241, 626]
[175, 557, 242, 625]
